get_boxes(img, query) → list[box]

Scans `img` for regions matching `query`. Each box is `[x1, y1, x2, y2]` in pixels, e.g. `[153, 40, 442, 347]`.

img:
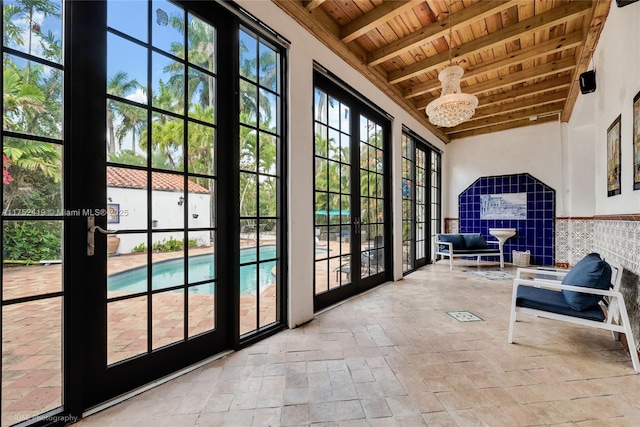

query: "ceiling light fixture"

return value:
[425, 1, 478, 128]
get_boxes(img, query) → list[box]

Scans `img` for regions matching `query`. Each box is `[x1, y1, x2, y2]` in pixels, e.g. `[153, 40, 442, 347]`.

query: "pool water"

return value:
[108, 245, 278, 295]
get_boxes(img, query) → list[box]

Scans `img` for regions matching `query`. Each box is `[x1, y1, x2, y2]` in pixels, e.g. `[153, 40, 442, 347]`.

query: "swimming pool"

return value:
[108, 245, 279, 295]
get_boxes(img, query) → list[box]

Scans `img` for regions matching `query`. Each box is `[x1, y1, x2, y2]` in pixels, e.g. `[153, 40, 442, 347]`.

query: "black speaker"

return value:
[579, 70, 596, 94]
[616, 0, 639, 7]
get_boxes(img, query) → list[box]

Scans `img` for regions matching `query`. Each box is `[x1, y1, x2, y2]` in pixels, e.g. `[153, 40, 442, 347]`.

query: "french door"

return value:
[313, 70, 390, 311]
[2, 0, 286, 423]
[401, 129, 441, 274]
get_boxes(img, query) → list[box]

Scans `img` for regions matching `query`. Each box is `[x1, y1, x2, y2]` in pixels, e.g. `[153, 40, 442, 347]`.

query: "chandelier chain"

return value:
[448, 0, 452, 66]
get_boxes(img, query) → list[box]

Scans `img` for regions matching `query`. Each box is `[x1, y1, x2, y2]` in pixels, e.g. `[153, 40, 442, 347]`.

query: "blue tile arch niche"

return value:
[458, 173, 555, 266]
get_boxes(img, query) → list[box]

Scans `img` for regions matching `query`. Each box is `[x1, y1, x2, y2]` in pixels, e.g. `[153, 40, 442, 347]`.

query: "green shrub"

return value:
[131, 242, 147, 253]
[3, 220, 61, 262]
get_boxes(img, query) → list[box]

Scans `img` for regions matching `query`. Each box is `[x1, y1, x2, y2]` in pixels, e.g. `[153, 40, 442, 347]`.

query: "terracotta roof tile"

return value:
[107, 167, 210, 194]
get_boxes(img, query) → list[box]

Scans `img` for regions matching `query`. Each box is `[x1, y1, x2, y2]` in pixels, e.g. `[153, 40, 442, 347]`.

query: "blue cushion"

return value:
[438, 234, 465, 251]
[462, 233, 488, 250]
[561, 253, 611, 311]
[516, 286, 605, 321]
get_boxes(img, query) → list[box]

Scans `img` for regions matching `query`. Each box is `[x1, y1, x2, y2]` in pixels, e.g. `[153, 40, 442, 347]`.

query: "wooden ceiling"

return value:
[273, 0, 611, 142]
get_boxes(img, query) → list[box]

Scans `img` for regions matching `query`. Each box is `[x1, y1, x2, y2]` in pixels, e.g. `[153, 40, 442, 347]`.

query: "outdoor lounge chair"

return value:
[334, 235, 384, 281]
[508, 253, 639, 373]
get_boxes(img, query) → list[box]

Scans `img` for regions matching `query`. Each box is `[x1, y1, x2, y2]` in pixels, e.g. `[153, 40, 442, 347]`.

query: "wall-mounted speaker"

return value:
[616, 0, 639, 7]
[579, 70, 596, 94]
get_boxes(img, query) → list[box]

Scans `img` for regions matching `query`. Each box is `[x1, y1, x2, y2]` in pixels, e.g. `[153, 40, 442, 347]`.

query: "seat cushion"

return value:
[462, 233, 488, 250]
[561, 253, 612, 311]
[517, 286, 605, 321]
[462, 233, 489, 249]
[438, 234, 465, 251]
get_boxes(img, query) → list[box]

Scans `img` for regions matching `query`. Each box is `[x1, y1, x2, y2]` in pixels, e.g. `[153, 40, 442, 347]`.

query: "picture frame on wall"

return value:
[607, 115, 621, 197]
[634, 91, 640, 191]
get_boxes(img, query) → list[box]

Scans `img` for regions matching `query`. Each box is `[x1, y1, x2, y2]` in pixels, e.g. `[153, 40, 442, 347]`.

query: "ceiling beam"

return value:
[367, 0, 518, 66]
[415, 57, 576, 109]
[448, 115, 559, 139]
[340, 0, 424, 44]
[387, 0, 592, 85]
[473, 75, 572, 109]
[444, 102, 564, 134]
[469, 90, 569, 121]
[404, 31, 582, 99]
[304, 0, 325, 11]
[271, 0, 449, 142]
[562, 0, 611, 122]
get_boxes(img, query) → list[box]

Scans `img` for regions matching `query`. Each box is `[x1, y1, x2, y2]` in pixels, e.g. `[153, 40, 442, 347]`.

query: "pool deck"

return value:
[2, 237, 285, 426]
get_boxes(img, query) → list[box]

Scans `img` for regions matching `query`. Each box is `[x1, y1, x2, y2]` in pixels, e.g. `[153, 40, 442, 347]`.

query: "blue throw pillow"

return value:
[438, 234, 465, 251]
[561, 253, 612, 311]
[462, 233, 488, 250]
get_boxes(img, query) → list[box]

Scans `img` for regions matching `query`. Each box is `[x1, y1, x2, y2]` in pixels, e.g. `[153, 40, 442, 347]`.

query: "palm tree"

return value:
[107, 71, 141, 154]
[9, 0, 61, 77]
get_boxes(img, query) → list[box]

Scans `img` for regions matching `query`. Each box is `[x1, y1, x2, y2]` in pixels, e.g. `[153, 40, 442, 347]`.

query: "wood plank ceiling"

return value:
[272, 0, 611, 142]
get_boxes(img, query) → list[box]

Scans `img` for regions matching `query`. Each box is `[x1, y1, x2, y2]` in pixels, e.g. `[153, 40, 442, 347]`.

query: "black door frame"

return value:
[401, 127, 441, 275]
[62, 0, 287, 416]
[312, 69, 392, 311]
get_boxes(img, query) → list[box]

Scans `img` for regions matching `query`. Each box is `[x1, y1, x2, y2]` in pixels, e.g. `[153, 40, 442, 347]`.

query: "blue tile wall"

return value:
[458, 173, 555, 266]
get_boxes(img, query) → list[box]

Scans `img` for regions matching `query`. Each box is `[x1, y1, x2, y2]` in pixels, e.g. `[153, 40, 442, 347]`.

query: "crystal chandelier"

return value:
[425, 2, 478, 128]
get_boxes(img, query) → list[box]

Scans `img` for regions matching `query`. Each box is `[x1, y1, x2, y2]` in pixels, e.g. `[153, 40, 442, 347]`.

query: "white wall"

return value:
[444, 120, 564, 218]
[239, 1, 445, 328]
[107, 187, 211, 254]
[589, 1, 640, 215]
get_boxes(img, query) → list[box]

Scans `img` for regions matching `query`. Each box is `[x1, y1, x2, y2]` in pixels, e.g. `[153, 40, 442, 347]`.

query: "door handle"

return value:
[87, 216, 116, 256]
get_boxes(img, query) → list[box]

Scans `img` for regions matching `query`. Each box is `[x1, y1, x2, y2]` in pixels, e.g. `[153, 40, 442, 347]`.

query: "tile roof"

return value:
[107, 167, 210, 194]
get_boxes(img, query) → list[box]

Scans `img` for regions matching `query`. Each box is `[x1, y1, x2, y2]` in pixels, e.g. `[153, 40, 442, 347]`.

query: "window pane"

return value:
[3, 54, 63, 139]
[2, 297, 62, 423]
[107, 100, 148, 164]
[258, 42, 277, 91]
[3, 138, 62, 214]
[152, 0, 184, 57]
[239, 30, 257, 81]
[3, 0, 63, 63]
[187, 122, 215, 175]
[151, 113, 184, 171]
[152, 290, 184, 349]
[188, 68, 215, 124]
[108, 296, 148, 365]
[108, 0, 147, 42]
[107, 34, 147, 104]
[240, 126, 257, 172]
[152, 52, 184, 114]
[2, 221, 62, 299]
[188, 14, 215, 73]
[151, 171, 184, 229]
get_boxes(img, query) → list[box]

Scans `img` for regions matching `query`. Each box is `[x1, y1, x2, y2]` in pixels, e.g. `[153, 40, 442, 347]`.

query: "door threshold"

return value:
[82, 349, 234, 418]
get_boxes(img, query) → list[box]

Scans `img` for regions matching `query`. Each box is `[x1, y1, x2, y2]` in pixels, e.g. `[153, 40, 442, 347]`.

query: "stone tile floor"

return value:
[72, 261, 640, 426]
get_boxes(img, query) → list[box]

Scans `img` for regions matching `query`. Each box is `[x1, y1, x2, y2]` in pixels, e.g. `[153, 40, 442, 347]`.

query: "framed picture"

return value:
[607, 115, 621, 197]
[634, 91, 640, 190]
[107, 203, 120, 224]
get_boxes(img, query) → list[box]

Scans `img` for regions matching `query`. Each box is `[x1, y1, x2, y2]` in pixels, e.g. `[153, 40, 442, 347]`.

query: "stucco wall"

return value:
[590, 2, 640, 215]
[444, 120, 564, 218]
[107, 187, 211, 254]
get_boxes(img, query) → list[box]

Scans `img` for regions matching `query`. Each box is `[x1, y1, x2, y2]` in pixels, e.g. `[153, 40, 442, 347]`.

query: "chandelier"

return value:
[425, 2, 478, 128]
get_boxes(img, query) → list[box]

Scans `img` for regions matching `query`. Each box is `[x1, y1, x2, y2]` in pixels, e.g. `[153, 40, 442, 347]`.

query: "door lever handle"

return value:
[87, 216, 117, 256]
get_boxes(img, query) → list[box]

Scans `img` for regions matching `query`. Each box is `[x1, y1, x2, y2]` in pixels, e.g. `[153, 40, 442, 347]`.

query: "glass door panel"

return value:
[401, 130, 441, 274]
[313, 89, 353, 295]
[238, 28, 282, 337]
[313, 72, 389, 310]
[359, 115, 385, 279]
[1, 0, 64, 423]
[96, 0, 224, 401]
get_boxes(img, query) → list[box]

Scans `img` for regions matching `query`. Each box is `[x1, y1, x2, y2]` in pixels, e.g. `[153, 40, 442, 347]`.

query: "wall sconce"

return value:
[108, 197, 112, 202]
[152, 219, 158, 228]
[192, 213, 199, 219]
[177, 196, 184, 206]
